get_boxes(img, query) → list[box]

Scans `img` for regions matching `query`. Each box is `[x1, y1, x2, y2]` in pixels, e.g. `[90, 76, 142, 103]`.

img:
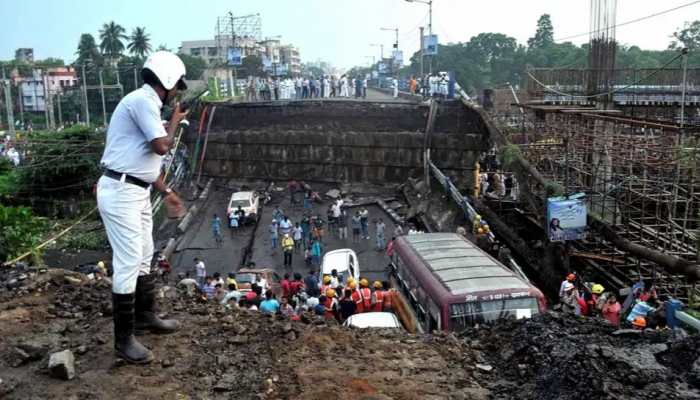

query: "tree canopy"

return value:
[75, 33, 102, 66]
[670, 21, 700, 51]
[99, 21, 127, 62]
[127, 27, 151, 59]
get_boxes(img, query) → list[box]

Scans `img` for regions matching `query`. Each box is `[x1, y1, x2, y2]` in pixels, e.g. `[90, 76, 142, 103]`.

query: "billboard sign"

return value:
[546, 195, 587, 242]
[377, 62, 387, 74]
[227, 48, 242, 66]
[392, 50, 404, 66]
[423, 34, 438, 55]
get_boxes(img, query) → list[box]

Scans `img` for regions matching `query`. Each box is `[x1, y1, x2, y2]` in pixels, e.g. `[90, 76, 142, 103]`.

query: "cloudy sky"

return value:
[0, 0, 696, 69]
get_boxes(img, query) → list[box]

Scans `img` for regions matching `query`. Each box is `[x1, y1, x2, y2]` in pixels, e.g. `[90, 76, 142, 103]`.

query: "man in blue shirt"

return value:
[259, 291, 280, 314]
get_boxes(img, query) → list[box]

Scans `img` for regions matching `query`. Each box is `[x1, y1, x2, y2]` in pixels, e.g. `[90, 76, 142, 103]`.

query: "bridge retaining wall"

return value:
[189, 100, 490, 187]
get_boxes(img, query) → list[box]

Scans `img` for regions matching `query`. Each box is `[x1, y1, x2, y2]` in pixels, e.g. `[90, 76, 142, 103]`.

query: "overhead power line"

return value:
[555, 0, 700, 42]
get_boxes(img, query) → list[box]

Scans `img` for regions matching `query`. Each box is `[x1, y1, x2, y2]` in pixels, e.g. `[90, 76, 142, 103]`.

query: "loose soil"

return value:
[1, 269, 699, 400]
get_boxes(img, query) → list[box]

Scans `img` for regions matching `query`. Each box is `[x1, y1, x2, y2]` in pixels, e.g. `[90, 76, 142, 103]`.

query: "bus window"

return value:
[449, 297, 540, 331]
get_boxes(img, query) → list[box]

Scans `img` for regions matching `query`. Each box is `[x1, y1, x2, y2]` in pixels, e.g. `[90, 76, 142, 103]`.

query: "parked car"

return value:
[227, 191, 260, 224]
[343, 312, 402, 329]
[235, 268, 281, 296]
[321, 249, 360, 285]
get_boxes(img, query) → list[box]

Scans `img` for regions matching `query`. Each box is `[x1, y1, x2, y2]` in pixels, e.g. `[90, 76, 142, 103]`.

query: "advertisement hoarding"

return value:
[546, 195, 587, 242]
[227, 48, 242, 66]
[423, 34, 438, 56]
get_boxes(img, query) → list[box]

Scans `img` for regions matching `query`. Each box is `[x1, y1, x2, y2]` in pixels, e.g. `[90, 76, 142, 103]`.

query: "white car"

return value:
[227, 191, 260, 224]
[343, 312, 402, 329]
[321, 249, 360, 285]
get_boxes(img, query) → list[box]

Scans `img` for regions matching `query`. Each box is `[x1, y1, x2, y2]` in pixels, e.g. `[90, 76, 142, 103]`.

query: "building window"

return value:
[190, 48, 201, 56]
[208, 47, 218, 56]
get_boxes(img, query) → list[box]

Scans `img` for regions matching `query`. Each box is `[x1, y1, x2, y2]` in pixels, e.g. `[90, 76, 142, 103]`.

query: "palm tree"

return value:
[99, 21, 127, 64]
[127, 27, 151, 59]
[75, 33, 101, 65]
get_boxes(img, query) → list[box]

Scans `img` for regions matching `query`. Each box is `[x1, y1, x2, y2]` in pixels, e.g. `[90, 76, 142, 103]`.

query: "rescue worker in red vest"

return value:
[358, 278, 372, 312]
[371, 281, 384, 312]
[323, 288, 339, 320]
[319, 275, 332, 297]
[382, 280, 394, 312]
[349, 280, 364, 312]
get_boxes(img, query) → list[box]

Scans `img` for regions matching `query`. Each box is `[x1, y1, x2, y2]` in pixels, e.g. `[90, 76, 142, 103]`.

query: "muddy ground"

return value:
[1, 269, 699, 400]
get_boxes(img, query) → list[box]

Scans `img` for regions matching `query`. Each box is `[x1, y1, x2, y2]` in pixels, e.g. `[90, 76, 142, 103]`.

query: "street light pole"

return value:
[406, 0, 433, 73]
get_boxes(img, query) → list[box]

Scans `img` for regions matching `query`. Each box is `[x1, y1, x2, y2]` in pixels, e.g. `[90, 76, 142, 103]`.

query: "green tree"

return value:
[527, 14, 554, 49]
[156, 43, 171, 52]
[669, 20, 700, 50]
[177, 54, 206, 80]
[99, 21, 127, 62]
[127, 27, 152, 59]
[75, 33, 102, 65]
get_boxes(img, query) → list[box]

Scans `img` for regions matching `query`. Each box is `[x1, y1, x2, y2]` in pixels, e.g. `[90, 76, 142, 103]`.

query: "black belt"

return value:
[104, 169, 151, 189]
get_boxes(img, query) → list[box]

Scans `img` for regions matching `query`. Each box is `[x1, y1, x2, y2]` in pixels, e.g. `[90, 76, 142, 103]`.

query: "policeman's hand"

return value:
[169, 102, 189, 126]
[164, 191, 186, 219]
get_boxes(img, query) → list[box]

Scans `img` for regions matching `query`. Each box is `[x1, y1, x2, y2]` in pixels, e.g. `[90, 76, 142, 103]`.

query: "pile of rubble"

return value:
[462, 312, 700, 399]
[2, 268, 700, 399]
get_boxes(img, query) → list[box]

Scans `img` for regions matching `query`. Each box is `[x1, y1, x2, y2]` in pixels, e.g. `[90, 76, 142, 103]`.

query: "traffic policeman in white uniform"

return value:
[97, 51, 187, 364]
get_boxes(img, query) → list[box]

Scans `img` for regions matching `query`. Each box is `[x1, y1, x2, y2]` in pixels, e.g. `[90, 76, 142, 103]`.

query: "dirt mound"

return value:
[1, 269, 699, 399]
[0, 270, 484, 399]
[461, 312, 700, 400]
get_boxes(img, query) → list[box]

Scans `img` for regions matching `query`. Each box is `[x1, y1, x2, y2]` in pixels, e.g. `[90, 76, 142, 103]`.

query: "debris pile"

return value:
[461, 312, 700, 399]
[1, 269, 699, 399]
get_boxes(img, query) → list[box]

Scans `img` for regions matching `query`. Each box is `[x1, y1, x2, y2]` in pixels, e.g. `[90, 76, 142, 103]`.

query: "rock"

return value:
[64, 276, 83, 286]
[213, 373, 237, 392]
[281, 323, 293, 333]
[75, 345, 88, 355]
[161, 359, 174, 368]
[96, 336, 108, 345]
[10, 347, 32, 367]
[0, 377, 17, 396]
[221, 315, 234, 324]
[48, 350, 76, 380]
[229, 335, 248, 345]
[475, 364, 493, 373]
[216, 355, 229, 366]
[17, 340, 48, 361]
[285, 331, 297, 341]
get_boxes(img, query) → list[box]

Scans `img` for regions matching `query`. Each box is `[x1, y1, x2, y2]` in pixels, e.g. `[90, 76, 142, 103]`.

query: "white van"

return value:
[321, 249, 360, 285]
[343, 312, 402, 329]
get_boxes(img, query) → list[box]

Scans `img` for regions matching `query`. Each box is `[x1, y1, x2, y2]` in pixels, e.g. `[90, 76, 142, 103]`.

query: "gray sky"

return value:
[0, 0, 696, 69]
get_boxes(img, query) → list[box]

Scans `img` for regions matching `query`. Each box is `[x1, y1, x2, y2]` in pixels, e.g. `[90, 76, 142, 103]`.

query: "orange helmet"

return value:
[347, 281, 357, 290]
[632, 316, 646, 328]
[360, 278, 369, 288]
[326, 288, 337, 298]
[373, 281, 383, 289]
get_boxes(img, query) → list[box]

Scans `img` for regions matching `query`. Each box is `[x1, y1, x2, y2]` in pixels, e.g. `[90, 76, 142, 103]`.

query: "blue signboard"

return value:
[423, 34, 438, 55]
[227, 48, 242, 66]
[546, 195, 587, 242]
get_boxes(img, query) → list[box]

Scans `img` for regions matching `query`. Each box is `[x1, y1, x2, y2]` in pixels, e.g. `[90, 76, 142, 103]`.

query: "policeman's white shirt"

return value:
[100, 84, 167, 183]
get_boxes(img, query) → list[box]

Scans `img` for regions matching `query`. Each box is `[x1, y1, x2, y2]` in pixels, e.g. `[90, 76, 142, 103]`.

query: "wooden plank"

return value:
[570, 250, 626, 264]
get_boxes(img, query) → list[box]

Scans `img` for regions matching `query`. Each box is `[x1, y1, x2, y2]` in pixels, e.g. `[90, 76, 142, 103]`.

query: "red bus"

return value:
[389, 233, 546, 332]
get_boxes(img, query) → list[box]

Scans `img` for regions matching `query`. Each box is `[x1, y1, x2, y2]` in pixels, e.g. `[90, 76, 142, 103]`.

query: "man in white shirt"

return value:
[97, 51, 188, 364]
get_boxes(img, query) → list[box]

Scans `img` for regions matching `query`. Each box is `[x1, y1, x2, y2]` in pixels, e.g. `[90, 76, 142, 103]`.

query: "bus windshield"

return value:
[449, 297, 539, 330]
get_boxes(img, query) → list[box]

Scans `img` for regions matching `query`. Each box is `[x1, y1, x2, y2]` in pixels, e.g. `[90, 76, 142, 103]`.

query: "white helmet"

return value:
[142, 51, 187, 91]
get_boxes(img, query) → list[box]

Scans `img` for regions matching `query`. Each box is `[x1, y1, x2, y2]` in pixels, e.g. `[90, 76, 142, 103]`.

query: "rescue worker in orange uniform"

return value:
[319, 275, 332, 297]
[323, 288, 339, 320]
[382, 280, 394, 312]
[349, 280, 363, 313]
[358, 278, 372, 313]
[371, 281, 384, 312]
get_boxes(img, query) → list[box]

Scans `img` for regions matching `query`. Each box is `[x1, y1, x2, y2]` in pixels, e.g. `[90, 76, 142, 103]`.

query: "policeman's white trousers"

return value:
[394, 88, 398, 98]
[96, 176, 154, 294]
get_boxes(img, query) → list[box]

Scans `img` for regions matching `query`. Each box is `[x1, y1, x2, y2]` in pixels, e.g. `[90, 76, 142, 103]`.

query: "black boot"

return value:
[135, 274, 178, 334]
[112, 293, 154, 364]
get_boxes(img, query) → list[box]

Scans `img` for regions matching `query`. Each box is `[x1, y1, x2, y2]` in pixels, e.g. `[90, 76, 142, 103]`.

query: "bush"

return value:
[0, 205, 46, 263]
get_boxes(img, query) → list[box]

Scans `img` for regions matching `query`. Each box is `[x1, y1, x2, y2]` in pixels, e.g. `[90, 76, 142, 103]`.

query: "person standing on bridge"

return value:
[362, 77, 368, 99]
[375, 218, 386, 251]
[97, 51, 188, 364]
[269, 220, 279, 253]
[392, 77, 399, 98]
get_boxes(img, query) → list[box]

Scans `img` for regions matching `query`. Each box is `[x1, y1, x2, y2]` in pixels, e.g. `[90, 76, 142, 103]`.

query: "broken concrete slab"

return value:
[48, 350, 75, 380]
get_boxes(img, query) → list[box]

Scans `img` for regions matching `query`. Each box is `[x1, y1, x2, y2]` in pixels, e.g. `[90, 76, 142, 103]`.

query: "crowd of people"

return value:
[558, 273, 668, 331]
[245, 75, 373, 102]
[175, 257, 396, 323]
